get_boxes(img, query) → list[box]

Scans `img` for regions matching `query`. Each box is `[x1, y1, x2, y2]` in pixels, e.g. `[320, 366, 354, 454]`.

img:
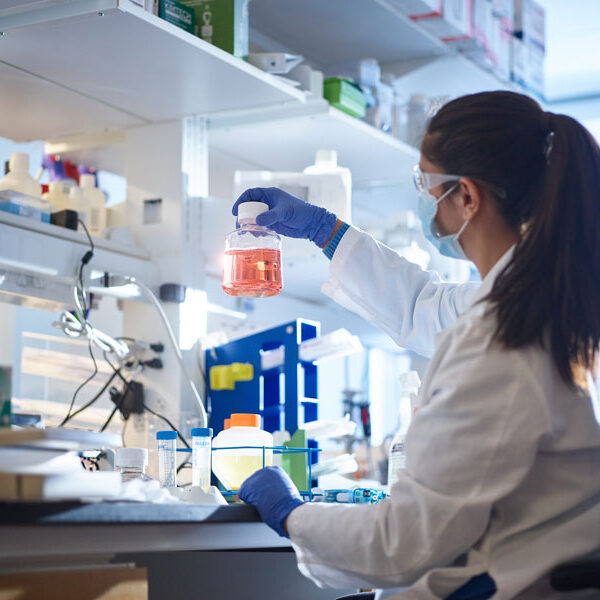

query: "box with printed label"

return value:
[179, 0, 249, 57]
[387, 0, 442, 17]
[415, 0, 473, 41]
[157, 0, 195, 34]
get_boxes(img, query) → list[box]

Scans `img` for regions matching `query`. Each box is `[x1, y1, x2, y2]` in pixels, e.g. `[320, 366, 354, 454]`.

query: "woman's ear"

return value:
[456, 178, 482, 221]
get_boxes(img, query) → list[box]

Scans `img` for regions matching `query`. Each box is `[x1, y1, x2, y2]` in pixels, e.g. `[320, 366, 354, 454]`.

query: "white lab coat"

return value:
[287, 226, 600, 599]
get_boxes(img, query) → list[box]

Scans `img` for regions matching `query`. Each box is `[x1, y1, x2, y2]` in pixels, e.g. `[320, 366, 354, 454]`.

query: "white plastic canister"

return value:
[212, 413, 273, 490]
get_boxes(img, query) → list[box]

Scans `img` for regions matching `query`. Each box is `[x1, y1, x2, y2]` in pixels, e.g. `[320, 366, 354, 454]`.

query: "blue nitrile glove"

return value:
[232, 187, 337, 248]
[238, 466, 304, 538]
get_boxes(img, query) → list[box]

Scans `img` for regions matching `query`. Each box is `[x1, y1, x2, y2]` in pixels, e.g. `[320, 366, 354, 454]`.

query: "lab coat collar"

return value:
[469, 244, 516, 307]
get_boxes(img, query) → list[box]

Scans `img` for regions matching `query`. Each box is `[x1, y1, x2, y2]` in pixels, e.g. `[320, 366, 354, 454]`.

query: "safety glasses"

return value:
[412, 164, 507, 199]
[412, 165, 463, 194]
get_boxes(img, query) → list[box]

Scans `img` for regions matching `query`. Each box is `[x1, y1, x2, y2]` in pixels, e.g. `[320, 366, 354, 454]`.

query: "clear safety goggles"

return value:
[412, 164, 507, 199]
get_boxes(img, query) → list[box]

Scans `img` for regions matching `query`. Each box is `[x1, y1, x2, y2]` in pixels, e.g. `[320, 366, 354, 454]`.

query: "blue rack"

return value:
[177, 445, 321, 501]
[205, 319, 321, 437]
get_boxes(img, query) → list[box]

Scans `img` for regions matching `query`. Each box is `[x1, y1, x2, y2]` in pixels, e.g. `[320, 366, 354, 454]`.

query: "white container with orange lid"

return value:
[212, 413, 273, 491]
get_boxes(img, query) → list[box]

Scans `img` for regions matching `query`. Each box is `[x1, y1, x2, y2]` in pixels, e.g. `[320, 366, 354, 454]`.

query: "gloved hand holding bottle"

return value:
[238, 466, 304, 538]
[232, 187, 339, 248]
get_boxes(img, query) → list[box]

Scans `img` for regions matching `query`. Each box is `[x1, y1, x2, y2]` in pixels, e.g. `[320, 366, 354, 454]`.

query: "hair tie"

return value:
[544, 131, 555, 163]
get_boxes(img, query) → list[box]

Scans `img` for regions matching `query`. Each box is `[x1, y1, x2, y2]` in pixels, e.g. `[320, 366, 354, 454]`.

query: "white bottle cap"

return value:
[9, 152, 29, 172]
[237, 201, 268, 222]
[49, 181, 64, 194]
[69, 186, 84, 200]
[315, 149, 338, 168]
[115, 447, 148, 469]
[80, 174, 95, 189]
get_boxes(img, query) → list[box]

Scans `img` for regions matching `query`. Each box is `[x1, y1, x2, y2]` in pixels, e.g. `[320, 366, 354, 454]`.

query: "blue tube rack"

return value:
[177, 445, 321, 501]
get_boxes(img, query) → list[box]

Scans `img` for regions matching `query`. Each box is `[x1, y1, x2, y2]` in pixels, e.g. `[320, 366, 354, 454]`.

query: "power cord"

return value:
[60, 339, 98, 426]
[103, 353, 190, 449]
[60, 367, 121, 426]
[124, 277, 207, 428]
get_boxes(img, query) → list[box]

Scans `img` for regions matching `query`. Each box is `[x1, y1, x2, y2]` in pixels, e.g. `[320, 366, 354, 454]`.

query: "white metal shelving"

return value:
[0, 211, 157, 308]
[0, 0, 305, 142]
[209, 99, 419, 187]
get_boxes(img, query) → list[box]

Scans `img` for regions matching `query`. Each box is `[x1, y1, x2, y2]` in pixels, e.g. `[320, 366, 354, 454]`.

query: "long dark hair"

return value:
[422, 91, 600, 387]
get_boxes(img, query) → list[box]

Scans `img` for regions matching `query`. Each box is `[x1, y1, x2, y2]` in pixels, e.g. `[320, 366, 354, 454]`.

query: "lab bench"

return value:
[0, 501, 354, 599]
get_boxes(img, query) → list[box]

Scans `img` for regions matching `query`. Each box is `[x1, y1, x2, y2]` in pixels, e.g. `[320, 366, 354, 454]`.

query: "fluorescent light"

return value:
[0, 258, 58, 276]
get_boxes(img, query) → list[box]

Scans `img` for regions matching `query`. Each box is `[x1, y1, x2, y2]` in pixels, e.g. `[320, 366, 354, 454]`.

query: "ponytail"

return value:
[423, 92, 600, 387]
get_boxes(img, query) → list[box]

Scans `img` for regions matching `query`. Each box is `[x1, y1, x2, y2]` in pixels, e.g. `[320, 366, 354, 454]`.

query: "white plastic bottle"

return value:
[68, 186, 91, 226]
[42, 181, 70, 212]
[212, 413, 273, 491]
[303, 149, 352, 223]
[388, 371, 421, 490]
[80, 174, 107, 236]
[0, 153, 41, 198]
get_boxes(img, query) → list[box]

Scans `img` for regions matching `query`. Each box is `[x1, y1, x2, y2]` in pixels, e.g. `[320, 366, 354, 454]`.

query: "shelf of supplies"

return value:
[0, 0, 305, 142]
[0, 211, 158, 294]
[250, 0, 447, 67]
[208, 99, 420, 187]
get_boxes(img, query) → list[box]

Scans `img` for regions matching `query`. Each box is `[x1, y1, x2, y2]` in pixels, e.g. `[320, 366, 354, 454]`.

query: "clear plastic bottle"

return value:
[42, 181, 70, 212]
[212, 413, 273, 491]
[68, 186, 91, 226]
[156, 430, 177, 488]
[222, 201, 282, 298]
[0, 153, 41, 198]
[80, 174, 107, 237]
[388, 371, 421, 490]
[191, 427, 213, 490]
[115, 447, 153, 483]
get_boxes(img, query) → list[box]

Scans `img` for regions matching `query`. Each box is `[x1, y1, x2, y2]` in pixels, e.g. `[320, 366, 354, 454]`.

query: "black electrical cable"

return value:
[177, 460, 191, 474]
[99, 377, 137, 432]
[143, 402, 190, 449]
[60, 219, 97, 427]
[102, 351, 190, 449]
[61, 368, 120, 425]
[77, 218, 95, 318]
[60, 339, 99, 426]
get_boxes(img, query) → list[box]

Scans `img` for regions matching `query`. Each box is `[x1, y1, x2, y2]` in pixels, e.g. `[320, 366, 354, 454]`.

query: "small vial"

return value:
[223, 201, 282, 298]
[115, 447, 152, 483]
[156, 430, 177, 488]
[191, 427, 213, 490]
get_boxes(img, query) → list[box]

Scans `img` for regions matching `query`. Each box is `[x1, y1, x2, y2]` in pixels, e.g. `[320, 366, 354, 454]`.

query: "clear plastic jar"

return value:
[212, 413, 273, 491]
[115, 447, 153, 483]
[156, 430, 177, 488]
[191, 427, 213, 490]
[222, 201, 282, 298]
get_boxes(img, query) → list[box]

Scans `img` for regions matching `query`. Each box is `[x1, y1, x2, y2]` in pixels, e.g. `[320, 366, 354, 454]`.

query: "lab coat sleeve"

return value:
[287, 318, 549, 589]
[321, 226, 479, 358]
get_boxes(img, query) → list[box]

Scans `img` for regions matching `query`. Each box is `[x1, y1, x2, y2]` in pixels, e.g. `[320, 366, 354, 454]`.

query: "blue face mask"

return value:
[417, 184, 470, 261]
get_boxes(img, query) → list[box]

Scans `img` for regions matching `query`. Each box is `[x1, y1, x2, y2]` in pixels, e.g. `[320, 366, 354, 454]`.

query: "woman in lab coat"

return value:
[234, 91, 600, 599]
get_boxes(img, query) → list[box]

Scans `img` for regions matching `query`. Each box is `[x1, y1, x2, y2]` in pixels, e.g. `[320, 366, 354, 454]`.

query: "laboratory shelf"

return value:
[250, 0, 447, 66]
[209, 99, 420, 188]
[0, 211, 158, 309]
[0, 0, 305, 142]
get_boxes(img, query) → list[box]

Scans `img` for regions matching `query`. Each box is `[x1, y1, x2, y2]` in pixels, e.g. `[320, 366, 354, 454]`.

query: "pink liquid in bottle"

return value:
[222, 248, 282, 298]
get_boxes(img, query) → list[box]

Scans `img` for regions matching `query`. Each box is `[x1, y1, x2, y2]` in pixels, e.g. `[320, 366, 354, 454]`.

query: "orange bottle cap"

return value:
[224, 418, 231, 430]
[230, 413, 261, 428]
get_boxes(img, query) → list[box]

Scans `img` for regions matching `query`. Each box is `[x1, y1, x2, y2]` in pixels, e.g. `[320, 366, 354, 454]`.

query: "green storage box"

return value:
[324, 78, 367, 118]
[158, 0, 195, 34]
[179, 0, 249, 58]
[0, 367, 11, 427]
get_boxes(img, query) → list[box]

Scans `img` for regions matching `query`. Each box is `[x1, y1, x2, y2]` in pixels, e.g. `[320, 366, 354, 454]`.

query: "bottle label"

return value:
[388, 439, 407, 487]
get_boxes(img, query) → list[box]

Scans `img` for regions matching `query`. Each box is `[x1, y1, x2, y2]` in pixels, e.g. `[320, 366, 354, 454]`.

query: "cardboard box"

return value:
[416, 0, 473, 41]
[0, 367, 10, 428]
[180, 0, 249, 57]
[0, 568, 148, 600]
[387, 0, 442, 17]
[158, 0, 195, 34]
